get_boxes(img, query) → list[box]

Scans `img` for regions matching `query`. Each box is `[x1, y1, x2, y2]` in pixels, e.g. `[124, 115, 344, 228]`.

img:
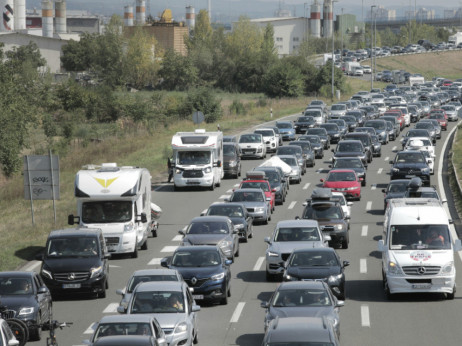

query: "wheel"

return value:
[31, 314, 42, 341]
[220, 291, 228, 305]
[361, 180, 366, 187]
[7, 319, 28, 346]
[105, 279, 109, 289]
[99, 287, 106, 298]
[152, 228, 158, 237]
[216, 180, 221, 187]
[268, 213, 271, 221]
[193, 330, 199, 344]
[383, 275, 394, 300]
[238, 167, 241, 177]
[141, 239, 148, 250]
[243, 231, 249, 243]
[131, 246, 138, 259]
[446, 286, 456, 300]
[342, 238, 349, 249]
[228, 285, 231, 297]
[248, 225, 253, 238]
[209, 180, 215, 191]
[235, 244, 239, 257]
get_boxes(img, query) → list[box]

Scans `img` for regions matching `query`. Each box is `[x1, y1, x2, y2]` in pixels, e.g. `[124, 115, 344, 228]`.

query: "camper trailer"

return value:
[171, 129, 224, 191]
[68, 163, 152, 258]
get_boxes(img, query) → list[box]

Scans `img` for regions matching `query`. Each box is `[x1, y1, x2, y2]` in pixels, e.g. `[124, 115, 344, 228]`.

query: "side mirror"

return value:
[37, 287, 48, 294]
[295, 216, 300, 220]
[160, 257, 169, 268]
[272, 188, 276, 193]
[192, 305, 201, 312]
[442, 199, 447, 204]
[138, 212, 147, 223]
[378, 239, 385, 252]
[347, 202, 353, 206]
[179, 230, 185, 235]
[264, 237, 271, 244]
[224, 198, 230, 202]
[381, 189, 386, 193]
[328, 165, 332, 168]
[116, 289, 124, 296]
[320, 178, 325, 182]
[117, 306, 126, 314]
[261, 301, 270, 309]
[324, 235, 332, 241]
[225, 259, 233, 266]
[35, 253, 44, 261]
[343, 260, 350, 267]
[389, 160, 393, 164]
[331, 148, 335, 153]
[68, 214, 79, 225]
[345, 215, 351, 220]
[336, 300, 345, 307]
[454, 239, 462, 252]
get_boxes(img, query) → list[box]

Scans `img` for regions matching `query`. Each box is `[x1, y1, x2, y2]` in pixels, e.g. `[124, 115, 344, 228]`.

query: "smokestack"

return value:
[1, 0, 14, 31]
[323, 0, 333, 38]
[135, 0, 145, 25]
[55, 0, 66, 34]
[14, 0, 25, 30]
[310, 0, 321, 38]
[186, 5, 195, 30]
[41, 0, 53, 37]
[124, 5, 134, 26]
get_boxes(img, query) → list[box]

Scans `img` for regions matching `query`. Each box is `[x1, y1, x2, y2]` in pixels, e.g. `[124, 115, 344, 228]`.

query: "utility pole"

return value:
[341, 7, 344, 59]
[371, 5, 376, 91]
[332, 0, 339, 100]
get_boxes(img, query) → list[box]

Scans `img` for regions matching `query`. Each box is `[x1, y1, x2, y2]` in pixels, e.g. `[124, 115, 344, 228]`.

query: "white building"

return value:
[249, 17, 309, 57]
[368, 6, 396, 21]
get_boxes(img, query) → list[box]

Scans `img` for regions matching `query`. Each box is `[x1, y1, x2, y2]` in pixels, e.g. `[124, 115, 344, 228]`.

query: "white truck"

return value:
[378, 198, 462, 299]
[344, 61, 361, 76]
[448, 32, 462, 46]
[68, 163, 152, 258]
[171, 129, 224, 191]
[409, 76, 425, 86]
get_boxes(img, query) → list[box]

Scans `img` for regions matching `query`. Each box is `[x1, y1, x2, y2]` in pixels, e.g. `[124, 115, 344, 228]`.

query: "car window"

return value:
[387, 182, 409, 193]
[390, 224, 450, 250]
[208, 206, 243, 218]
[304, 205, 342, 219]
[187, 222, 230, 235]
[327, 171, 357, 181]
[172, 250, 220, 268]
[231, 191, 264, 202]
[131, 291, 186, 314]
[272, 288, 331, 307]
[0, 277, 33, 295]
[93, 322, 152, 340]
[127, 275, 180, 292]
[274, 227, 320, 242]
[239, 134, 261, 143]
[289, 251, 339, 267]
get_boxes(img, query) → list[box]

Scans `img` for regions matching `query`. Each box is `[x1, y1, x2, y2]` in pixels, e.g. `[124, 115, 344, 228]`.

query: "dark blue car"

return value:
[161, 245, 233, 305]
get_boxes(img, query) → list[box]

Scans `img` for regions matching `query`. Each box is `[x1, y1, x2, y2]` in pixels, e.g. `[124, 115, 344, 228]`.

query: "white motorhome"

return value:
[68, 163, 152, 258]
[171, 129, 224, 191]
[378, 198, 462, 299]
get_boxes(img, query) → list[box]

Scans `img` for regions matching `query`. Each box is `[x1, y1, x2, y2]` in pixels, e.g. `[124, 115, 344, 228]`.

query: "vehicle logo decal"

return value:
[417, 267, 426, 275]
[94, 177, 118, 188]
[410, 251, 431, 261]
[68, 273, 76, 281]
[191, 277, 197, 285]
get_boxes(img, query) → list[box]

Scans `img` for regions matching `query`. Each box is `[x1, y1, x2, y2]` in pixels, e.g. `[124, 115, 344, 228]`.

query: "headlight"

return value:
[328, 274, 343, 284]
[18, 307, 34, 316]
[90, 265, 103, 278]
[218, 240, 231, 248]
[442, 261, 454, 274]
[124, 222, 134, 232]
[388, 261, 402, 275]
[392, 168, 399, 173]
[273, 186, 281, 192]
[255, 207, 265, 212]
[228, 160, 237, 167]
[335, 224, 344, 230]
[257, 147, 263, 153]
[234, 224, 245, 229]
[267, 251, 279, 257]
[41, 268, 52, 280]
[174, 322, 188, 334]
[203, 166, 212, 173]
[421, 168, 430, 173]
[212, 272, 225, 280]
[175, 168, 182, 174]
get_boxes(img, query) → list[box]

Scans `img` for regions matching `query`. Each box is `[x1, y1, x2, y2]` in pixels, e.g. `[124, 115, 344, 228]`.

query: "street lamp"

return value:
[370, 5, 376, 91]
[331, 0, 338, 100]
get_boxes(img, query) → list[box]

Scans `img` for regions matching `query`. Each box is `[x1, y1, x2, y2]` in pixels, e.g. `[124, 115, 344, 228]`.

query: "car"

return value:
[85, 315, 166, 346]
[306, 128, 330, 149]
[91, 335, 162, 346]
[327, 119, 348, 138]
[359, 105, 379, 120]
[403, 177, 444, 201]
[264, 220, 329, 281]
[329, 157, 367, 186]
[201, 202, 253, 242]
[389, 150, 431, 186]
[288, 141, 316, 167]
[222, 142, 241, 178]
[303, 108, 325, 125]
[161, 245, 232, 305]
[329, 103, 347, 119]
[222, 135, 238, 143]
[115, 269, 183, 310]
[309, 99, 327, 112]
[282, 248, 349, 300]
[381, 116, 401, 138]
[407, 104, 420, 123]
[254, 128, 279, 153]
[226, 188, 271, 224]
[239, 171, 276, 213]
[0, 318, 19, 346]
[402, 128, 434, 147]
[420, 150, 436, 175]
[404, 137, 435, 157]
[381, 179, 411, 210]
[275, 121, 296, 141]
[37, 228, 110, 299]
[117, 281, 200, 345]
[341, 115, 359, 132]
[276, 146, 306, 175]
[276, 155, 302, 184]
[179, 216, 239, 260]
[343, 132, 373, 163]
[255, 166, 288, 205]
[319, 123, 342, 144]
[420, 119, 442, 139]
[271, 126, 283, 146]
[238, 133, 266, 159]
[321, 169, 361, 200]
[364, 119, 389, 144]
[370, 135, 382, 157]
[440, 105, 458, 121]
[362, 65, 372, 73]
[346, 109, 366, 127]
[384, 120, 396, 141]
[331, 140, 367, 166]
[297, 134, 324, 158]
[354, 126, 376, 137]
[0, 272, 52, 341]
[293, 116, 317, 134]
[428, 111, 448, 131]
[300, 199, 349, 249]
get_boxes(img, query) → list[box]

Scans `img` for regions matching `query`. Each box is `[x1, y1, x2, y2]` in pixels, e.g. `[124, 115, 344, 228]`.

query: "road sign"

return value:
[24, 155, 60, 200]
[192, 111, 204, 124]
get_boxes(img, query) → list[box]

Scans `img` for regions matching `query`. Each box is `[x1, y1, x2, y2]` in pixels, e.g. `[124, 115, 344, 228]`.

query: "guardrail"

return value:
[452, 124, 462, 196]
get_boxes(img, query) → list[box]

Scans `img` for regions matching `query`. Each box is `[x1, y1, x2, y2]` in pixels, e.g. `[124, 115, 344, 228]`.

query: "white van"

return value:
[378, 198, 461, 299]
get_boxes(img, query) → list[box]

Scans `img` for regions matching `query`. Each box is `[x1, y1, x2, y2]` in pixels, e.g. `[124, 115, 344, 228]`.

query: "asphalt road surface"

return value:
[24, 113, 462, 346]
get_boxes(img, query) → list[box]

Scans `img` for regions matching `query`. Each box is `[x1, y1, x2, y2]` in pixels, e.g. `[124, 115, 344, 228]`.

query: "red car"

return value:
[320, 169, 361, 200]
[429, 110, 448, 130]
[384, 110, 405, 130]
[239, 171, 276, 212]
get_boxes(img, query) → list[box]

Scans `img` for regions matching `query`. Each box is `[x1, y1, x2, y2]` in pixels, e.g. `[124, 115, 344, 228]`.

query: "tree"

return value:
[61, 33, 96, 72]
[181, 87, 222, 123]
[5, 42, 46, 70]
[187, 9, 213, 50]
[262, 60, 304, 98]
[158, 49, 198, 91]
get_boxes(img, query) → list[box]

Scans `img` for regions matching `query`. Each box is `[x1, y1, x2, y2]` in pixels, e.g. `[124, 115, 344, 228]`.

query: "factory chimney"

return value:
[124, 5, 134, 26]
[55, 0, 66, 34]
[41, 0, 53, 37]
[310, 0, 321, 38]
[135, 0, 145, 25]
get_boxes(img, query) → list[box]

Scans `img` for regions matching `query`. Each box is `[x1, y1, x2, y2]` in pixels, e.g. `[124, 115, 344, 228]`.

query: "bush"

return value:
[181, 87, 222, 124]
[229, 100, 246, 115]
[262, 62, 304, 98]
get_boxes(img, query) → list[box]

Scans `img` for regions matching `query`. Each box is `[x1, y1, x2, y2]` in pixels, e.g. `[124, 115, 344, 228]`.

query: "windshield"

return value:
[334, 159, 362, 168]
[368, 122, 386, 130]
[172, 250, 220, 267]
[326, 171, 357, 182]
[274, 227, 320, 242]
[279, 157, 297, 166]
[331, 104, 346, 110]
[297, 117, 315, 123]
[337, 142, 362, 152]
[231, 191, 264, 202]
[207, 205, 244, 217]
[320, 124, 337, 131]
[239, 134, 262, 143]
[272, 289, 331, 307]
[276, 123, 292, 129]
[93, 322, 152, 340]
[289, 251, 339, 267]
[307, 129, 326, 136]
[46, 237, 98, 258]
[82, 201, 132, 223]
[240, 181, 270, 192]
[255, 130, 274, 137]
[186, 221, 230, 235]
[277, 147, 301, 156]
[131, 291, 185, 313]
[127, 275, 179, 292]
[387, 181, 409, 193]
[389, 224, 450, 250]
[0, 277, 33, 295]
[223, 145, 235, 156]
[178, 151, 211, 165]
[395, 152, 425, 163]
[303, 205, 342, 219]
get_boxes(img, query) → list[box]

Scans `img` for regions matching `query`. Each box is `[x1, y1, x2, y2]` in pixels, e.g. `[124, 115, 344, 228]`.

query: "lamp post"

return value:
[341, 7, 344, 61]
[331, 0, 338, 100]
[370, 5, 376, 91]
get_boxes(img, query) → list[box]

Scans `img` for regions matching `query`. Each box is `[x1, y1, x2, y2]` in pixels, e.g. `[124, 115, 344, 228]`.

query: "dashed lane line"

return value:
[361, 225, 368, 237]
[172, 235, 183, 241]
[103, 303, 119, 313]
[254, 257, 265, 271]
[366, 201, 372, 211]
[360, 259, 367, 274]
[303, 183, 311, 190]
[219, 195, 230, 199]
[377, 168, 383, 174]
[371, 184, 376, 190]
[148, 258, 162, 265]
[361, 305, 371, 327]
[24, 261, 41, 272]
[384, 156, 389, 161]
[84, 322, 97, 334]
[288, 201, 297, 209]
[230, 302, 246, 323]
[160, 246, 178, 252]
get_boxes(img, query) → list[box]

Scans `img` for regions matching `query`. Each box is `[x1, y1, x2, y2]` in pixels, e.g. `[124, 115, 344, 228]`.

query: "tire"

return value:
[342, 239, 349, 249]
[362, 180, 366, 187]
[248, 225, 253, 238]
[152, 228, 158, 237]
[220, 291, 228, 305]
[141, 239, 148, 250]
[235, 244, 239, 257]
[30, 315, 42, 341]
[447, 286, 456, 300]
[193, 330, 199, 344]
[7, 319, 28, 346]
[216, 180, 221, 187]
[105, 279, 109, 290]
[131, 246, 138, 259]
[210, 180, 215, 191]
[99, 287, 106, 299]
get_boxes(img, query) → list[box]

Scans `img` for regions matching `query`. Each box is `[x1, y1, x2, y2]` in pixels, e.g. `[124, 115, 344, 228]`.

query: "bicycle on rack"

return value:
[0, 303, 29, 346]
[41, 320, 72, 346]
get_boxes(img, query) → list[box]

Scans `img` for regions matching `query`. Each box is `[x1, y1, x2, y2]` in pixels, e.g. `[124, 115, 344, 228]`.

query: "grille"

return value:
[246, 208, 255, 212]
[184, 278, 209, 288]
[406, 279, 432, 284]
[105, 237, 119, 245]
[183, 170, 204, 178]
[321, 226, 335, 232]
[402, 266, 441, 276]
[242, 149, 256, 154]
[0, 309, 16, 319]
[54, 271, 90, 282]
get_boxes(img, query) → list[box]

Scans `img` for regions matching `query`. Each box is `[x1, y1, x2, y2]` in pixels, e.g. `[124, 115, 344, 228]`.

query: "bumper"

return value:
[43, 275, 107, 296]
[330, 188, 361, 199]
[191, 280, 228, 303]
[247, 211, 268, 221]
[386, 274, 455, 295]
[174, 175, 214, 188]
[105, 233, 137, 254]
[266, 257, 285, 275]
[224, 166, 239, 176]
[281, 133, 296, 141]
[165, 330, 192, 346]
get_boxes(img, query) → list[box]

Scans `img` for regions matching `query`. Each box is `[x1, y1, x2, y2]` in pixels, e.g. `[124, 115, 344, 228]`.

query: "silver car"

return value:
[264, 219, 330, 281]
[276, 155, 302, 184]
[117, 281, 200, 346]
[441, 105, 458, 121]
[226, 188, 271, 224]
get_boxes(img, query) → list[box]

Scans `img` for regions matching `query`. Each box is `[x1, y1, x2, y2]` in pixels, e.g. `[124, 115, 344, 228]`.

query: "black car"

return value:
[293, 116, 317, 134]
[346, 110, 365, 127]
[382, 179, 411, 210]
[329, 157, 367, 186]
[381, 115, 401, 138]
[37, 228, 110, 299]
[343, 132, 373, 163]
[331, 140, 367, 166]
[401, 128, 433, 148]
[282, 248, 349, 300]
[341, 115, 359, 132]
[327, 119, 348, 138]
[289, 141, 316, 167]
[370, 135, 382, 157]
[223, 143, 241, 179]
[390, 150, 431, 186]
[306, 128, 330, 149]
[363, 119, 389, 144]
[297, 135, 324, 159]
[0, 271, 52, 340]
[256, 166, 288, 205]
[359, 105, 379, 120]
[161, 246, 232, 305]
[319, 123, 342, 144]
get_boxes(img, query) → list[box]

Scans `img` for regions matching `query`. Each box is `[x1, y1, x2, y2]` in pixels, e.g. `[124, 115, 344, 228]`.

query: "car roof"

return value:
[97, 314, 155, 324]
[291, 247, 336, 254]
[190, 216, 231, 223]
[134, 281, 185, 292]
[275, 219, 319, 228]
[48, 228, 102, 238]
[328, 169, 357, 174]
[132, 269, 180, 277]
[277, 280, 326, 290]
[232, 188, 264, 193]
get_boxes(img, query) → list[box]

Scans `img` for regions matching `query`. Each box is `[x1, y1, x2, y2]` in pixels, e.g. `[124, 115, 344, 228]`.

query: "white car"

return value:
[331, 191, 353, 219]
[362, 65, 372, 74]
[0, 319, 19, 346]
[404, 137, 435, 157]
[421, 150, 435, 175]
[354, 67, 364, 76]
[238, 133, 267, 159]
[254, 128, 279, 153]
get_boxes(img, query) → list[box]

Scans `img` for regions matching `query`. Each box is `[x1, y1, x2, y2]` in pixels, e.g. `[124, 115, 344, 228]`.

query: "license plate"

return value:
[412, 284, 431, 289]
[193, 295, 203, 300]
[405, 175, 416, 179]
[107, 246, 117, 252]
[63, 283, 81, 289]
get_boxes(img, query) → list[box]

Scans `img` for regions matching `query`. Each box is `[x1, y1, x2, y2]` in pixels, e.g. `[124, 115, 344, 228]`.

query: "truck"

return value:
[323, 53, 335, 65]
[409, 76, 425, 86]
[344, 61, 361, 76]
[68, 163, 152, 258]
[171, 129, 224, 191]
[448, 32, 462, 46]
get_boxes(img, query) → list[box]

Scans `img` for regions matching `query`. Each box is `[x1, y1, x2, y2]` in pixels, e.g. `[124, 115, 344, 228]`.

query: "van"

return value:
[378, 198, 462, 299]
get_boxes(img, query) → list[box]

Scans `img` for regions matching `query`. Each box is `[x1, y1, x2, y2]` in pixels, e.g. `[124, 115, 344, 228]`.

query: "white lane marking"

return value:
[234, 184, 239, 187]
[148, 258, 162, 265]
[161, 246, 178, 252]
[227, 189, 233, 193]
[254, 257, 265, 271]
[303, 183, 311, 190]
[377, 168, 383, 174]
[288, 201, 297, 209]
[361, 225, 368, 237]
[103, 303, 119, 313]
[384, 156, 389, 161]
[361, 305, 371, 327]
[371, 184, 376, 190]
[23, 261, 41, 272]
[316, 168, 323, 173]
[438, 121, 462, 262]
[109, 265, 120, 268]
[219, 195, 230, 199]
[366, 201, 372, 211]
[84, 322, 97, 334]
[360, 259, 367, 273]
[230, 302, 246, 323]
[172, 235, 183, 241]
[392, 146, 397, 151]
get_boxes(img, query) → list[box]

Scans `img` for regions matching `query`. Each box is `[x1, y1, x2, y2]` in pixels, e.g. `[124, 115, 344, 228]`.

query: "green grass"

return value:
[450, 126, 462, 214]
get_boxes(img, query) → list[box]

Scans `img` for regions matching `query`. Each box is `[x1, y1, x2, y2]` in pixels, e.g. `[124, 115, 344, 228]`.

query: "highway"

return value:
[25, 113, 462, 346]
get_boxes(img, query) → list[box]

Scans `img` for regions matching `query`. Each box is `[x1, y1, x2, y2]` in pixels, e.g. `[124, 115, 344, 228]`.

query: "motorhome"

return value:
[68, 163, 152, 258]
[171, 129, 224, 191]
[378, 198, 461, 299]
